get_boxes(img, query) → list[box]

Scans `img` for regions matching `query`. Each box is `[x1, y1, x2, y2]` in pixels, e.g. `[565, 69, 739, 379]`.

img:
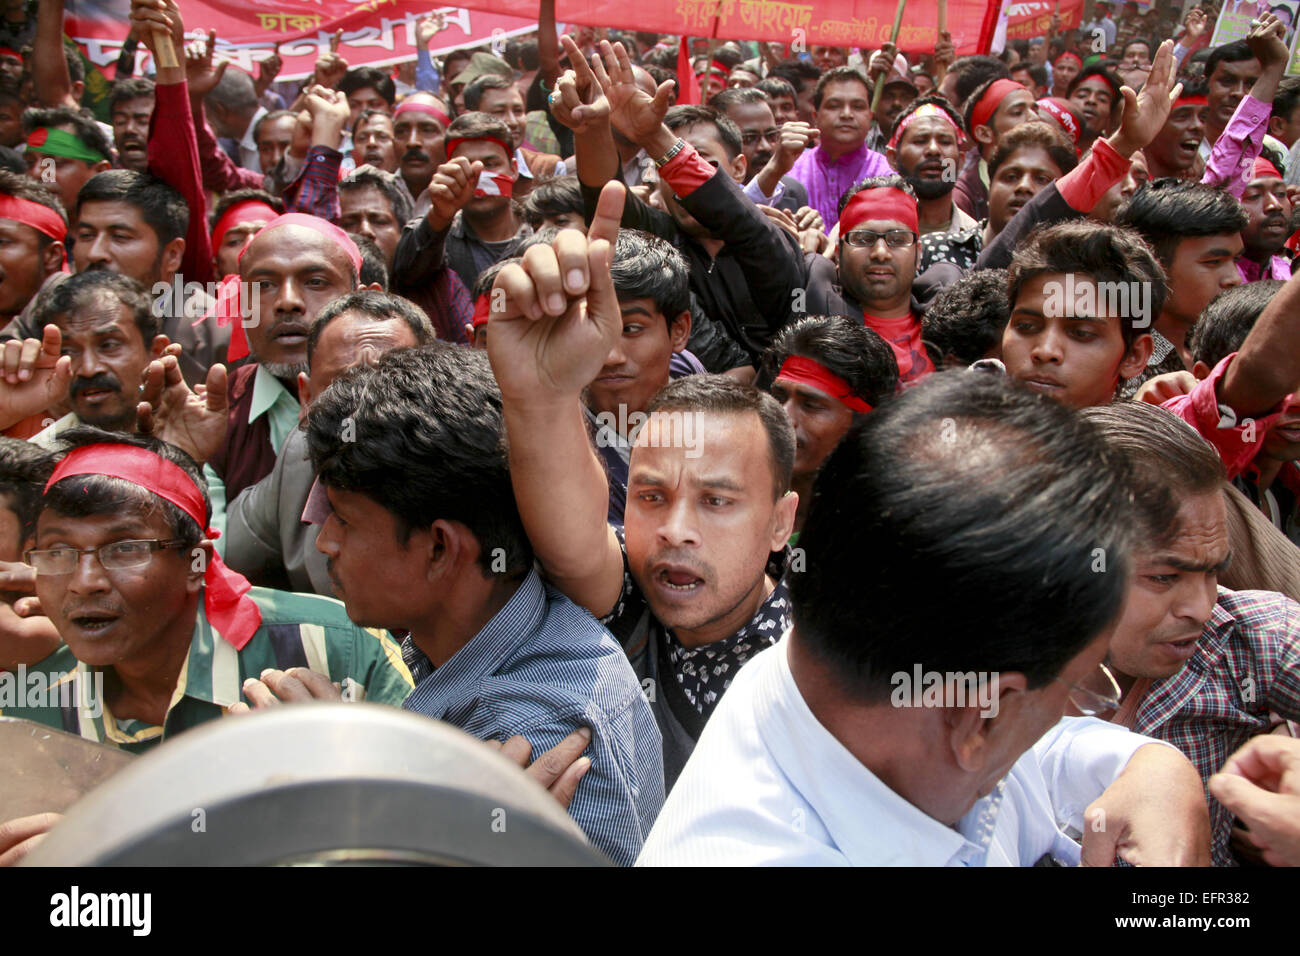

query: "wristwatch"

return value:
[654, 138, 686, 168]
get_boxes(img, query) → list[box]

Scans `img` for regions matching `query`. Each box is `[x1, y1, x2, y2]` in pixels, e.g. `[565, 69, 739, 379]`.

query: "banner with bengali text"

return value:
[1005, 0, 1085, 42]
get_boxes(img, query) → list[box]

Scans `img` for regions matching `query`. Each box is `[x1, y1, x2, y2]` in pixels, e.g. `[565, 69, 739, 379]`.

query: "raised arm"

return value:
[33, 0, 75, 108]
[486, 183, 627, 617]
[1219, 268, 1300, 418]
[537, 0, 561, 90]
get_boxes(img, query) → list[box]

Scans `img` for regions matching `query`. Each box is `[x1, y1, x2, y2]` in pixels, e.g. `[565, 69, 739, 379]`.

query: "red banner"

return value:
[1005, 0, 1084, 42]
[66, 0, 1000, 80]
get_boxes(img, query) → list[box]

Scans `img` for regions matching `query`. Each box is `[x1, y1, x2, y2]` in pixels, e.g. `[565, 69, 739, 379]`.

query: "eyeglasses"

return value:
[842, 229, 917, 249]
[1056, 662, 1123, 716]
[740, 128, 780, 146]
[25, 539, 188, 575]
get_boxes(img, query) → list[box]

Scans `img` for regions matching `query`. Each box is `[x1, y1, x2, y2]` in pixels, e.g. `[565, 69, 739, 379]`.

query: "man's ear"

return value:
[730, 151, 747, 183]
[188, 540, 214, 588]
[70, 80, 86, 106]
[363, 281, 383, 292]
[886, 145, 897, 169]
[1192, 359, 1211, 380]
[41, 239, 66, 277]
[426, 518, 470, 582]
[669, 309, 692, 352]
[1118, 331, 1154, 379]
[91, 159, 112, 175]
[972, 123, 995, 150]
[771, 488, 798, 552]
[947, 670, 1028, 772]
[297, 370, 312, 409]
[160, 236, 185, 280]
[1269, 115, 1285, 139]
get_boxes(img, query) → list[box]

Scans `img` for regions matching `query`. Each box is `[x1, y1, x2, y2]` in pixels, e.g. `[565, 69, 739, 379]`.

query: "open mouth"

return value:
[70, 611, 120, 633]
[76, 387, 117, 404]
[654, 566, 705, 593]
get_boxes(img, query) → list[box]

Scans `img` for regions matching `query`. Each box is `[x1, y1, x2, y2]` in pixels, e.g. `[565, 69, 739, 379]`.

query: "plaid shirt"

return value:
[1129, 588, 1300, 866]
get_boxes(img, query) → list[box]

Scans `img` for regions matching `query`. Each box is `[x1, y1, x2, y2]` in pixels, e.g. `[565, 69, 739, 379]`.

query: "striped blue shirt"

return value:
[401, 568, 664, 866]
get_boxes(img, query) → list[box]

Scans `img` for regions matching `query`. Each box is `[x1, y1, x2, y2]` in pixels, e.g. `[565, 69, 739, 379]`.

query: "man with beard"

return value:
[109, 77, 154, 175]
[1236, 158, 1295, 282]
[955, 77, 1037, 221]
[886, 96, 977, 236]
[489, 183, 798, 786]
[391, 93, 451, 206]
[351, 109, 397, 173]
[1145, 79, 1210, 181]
[29, 272, 169, 446]
[709, 87, 811, 214]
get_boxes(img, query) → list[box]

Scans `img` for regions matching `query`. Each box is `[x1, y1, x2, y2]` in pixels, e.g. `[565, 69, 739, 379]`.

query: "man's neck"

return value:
[671, 571, 774, 649]
[405, 171, 434, 198]
[409, 573, 523, 668]
[105, 599, 200, 727]
[918, 194, 955, 234]
[463, 205, 521, 243]
[1254, 454, 1288, 493]
[1243, 245, 1278, 267]
[851, 287, 912, 319]
[1154, 311, 1194, 366]
[1205, 119, 1226, 149]
[821, 138, 863, 163]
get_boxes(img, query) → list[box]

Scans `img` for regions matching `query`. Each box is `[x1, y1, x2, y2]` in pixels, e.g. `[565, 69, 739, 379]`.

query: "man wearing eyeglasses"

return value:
[709, 88, 811, 215]
[1084, 401, 1300, 867]
[2, 428, 414, 747]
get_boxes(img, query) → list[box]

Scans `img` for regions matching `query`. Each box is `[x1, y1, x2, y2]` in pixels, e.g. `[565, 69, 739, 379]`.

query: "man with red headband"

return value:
[885, 96, 976, 236]
[392, 112, 527, 300]
[2, 428, 412, 750]
[1051, 51, 1083, 99]
[0, 170, 65, 335]
[1145, 78, 1211, 181]
[209, 190, 282, 279]
[955, 76, 1036, 222]
[1068, 63, 1124, 147]
[392, 92, 452, 202]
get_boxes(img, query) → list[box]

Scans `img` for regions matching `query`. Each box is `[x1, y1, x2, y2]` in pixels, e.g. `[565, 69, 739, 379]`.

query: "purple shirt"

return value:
[1237, 254, 1292, 283]
[789, 141, 893, 229]
[1201, 93, 1270, 199]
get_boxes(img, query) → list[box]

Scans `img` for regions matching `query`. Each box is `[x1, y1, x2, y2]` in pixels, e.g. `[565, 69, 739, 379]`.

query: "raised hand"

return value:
[1183, 7, 1208, 42]
[129, 0, 184, 57]
[416, 12, 446, 48]
[426, 156, 484, 232]
[1111, 39, 1182, 157]
[313, 31, 349, 89]
[550, 34, 610, 135]
[0, 325, 71, 431]
[1247, 12, 1290, 74]
[867, 42, 897, 83]
[933, 31, 955, 72]
[487, 180, 625, 403]
[255, 46, 282, 97]
[302, 84, 350, 149]
[591, 40, 674, 148]
[773, 121, 818, 174]
[135, 351, 229, 466]
[185, 29, 228, 98]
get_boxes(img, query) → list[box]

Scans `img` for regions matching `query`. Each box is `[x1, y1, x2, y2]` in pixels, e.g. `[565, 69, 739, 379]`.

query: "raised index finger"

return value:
[560, 34, 595, 85]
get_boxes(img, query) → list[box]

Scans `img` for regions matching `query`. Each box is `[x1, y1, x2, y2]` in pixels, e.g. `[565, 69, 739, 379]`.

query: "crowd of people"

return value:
[0, 0, 1297, 868]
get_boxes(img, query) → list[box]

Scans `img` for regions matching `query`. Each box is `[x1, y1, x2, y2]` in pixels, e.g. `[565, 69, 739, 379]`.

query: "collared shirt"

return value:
[4, 586, 413, 751]
[1201, 94, 1271, 200]
[788, 141, 893, 228]
[1126, 588, 1300, 867]
[400, 567, 664, 866]
[601, 529, 792, 788]
[638, 635, 1174, 866]
[238, 105, 270, 173]
[1237, 254, 1293, 284]
[280, 145, 344, 224]
[427, 213, 531, 298]
[205, 365, 300, 543]
[918, 219, 984, 273]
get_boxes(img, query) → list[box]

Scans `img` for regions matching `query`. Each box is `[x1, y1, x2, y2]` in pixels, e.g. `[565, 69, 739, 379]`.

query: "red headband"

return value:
[971, 79, 1025, 131]
[839, 186, 919, 236]
[471, 293, 491, 329]
[445, 135, 514, 161]
[1037, 98, 1081, 148]
[1253, 156, 1282, 180]
[210, 200, 279, 252]
[777, 356, 872, 414]
[1055, 52, 1083, 68]
[0, 193, 67, 241]
[200, 213, 362, 362]
[393, 100, 451, 128]
[888, 102, 962, 151]
[1175, 93, 1208, 108]
[695, 59, 729, 78]
[45, 445, 263, 650]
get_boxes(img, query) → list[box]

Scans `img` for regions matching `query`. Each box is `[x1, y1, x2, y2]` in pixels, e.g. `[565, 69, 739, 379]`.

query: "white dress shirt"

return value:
[637, 634, 1175, 866]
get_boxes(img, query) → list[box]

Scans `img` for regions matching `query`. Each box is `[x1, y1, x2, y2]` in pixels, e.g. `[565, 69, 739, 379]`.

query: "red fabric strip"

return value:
[839, 187, 919, 236]
[777, 355, 872, 414]
[0, 193, 67, 241]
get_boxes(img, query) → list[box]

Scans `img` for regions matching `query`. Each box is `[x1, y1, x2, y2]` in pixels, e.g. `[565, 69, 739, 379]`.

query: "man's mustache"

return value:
[69, 373, 122, 400]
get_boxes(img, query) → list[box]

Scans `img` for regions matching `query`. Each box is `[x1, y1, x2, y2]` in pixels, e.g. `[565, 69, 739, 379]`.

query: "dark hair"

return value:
[987, 120, 1078, 178]
[63, 44, 85, 85]
[306, 344, 533, 576]
[339, 165, 414, 224]
[1188, 280, 1282, 369]
[208, 188, 283, 229]
[205, 66, 258, 114]
[33, 270, 160, 345]
[444, 112, 513, 158]
[962, 75, 1032, 134]
[642, 48, 678, 72]
[1273, 76, 1300, 125]
[755, 75, 797, 103]
[307, 289, 434, 367]
[1026, 63, 1050, 89]
[758, 315, 899, 408]
[0, 168, 66, 242]
[75, 169, 188, 246]
[472, 255, 518, 299]
[643, 63, 679, 100]
[463, 73, 518, 111]
[521, 175, 583, 227]
[44, 426, 209, 552]
[1007, 220, 1166, 348]
[891, 93, 966, 142]
[837, 173, 916, 218]
[252, 109, 296, 145]
[1081, 402, 1224, 553]
[354, 108, 393, 133]
[0, 438, 54, 542]
[346, 232, 389, 289]
[708, 86, 769, 114]
[789, 370, 1137, 701]
[1114, 179, 1249, 267]
[1205, 40, 1256, 86]
[646, 375, 795, 498]
[922, 268, 1011, 366]
[109, 77, 155, 114]
[948, 55, 1012, 106]
[1122, 38, 1153, 59]
[610, 229, 690, 323]
[339, 66, 396, 106]
[812, 66, 871, 110]
[22, 106, 112, 163]
[768, 58, 821, 94]
[1067, 63, 1122, 102]
[505, 38, 539, 72]
[664, 104, 743, 159]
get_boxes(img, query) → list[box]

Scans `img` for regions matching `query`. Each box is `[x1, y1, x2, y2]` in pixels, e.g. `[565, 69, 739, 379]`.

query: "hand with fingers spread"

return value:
[416, 12, 446, 48]
[590, 40, 675, 152]
[485, 726, 593, 811]
[135, 353, 229, 465]
[487, 180, 625, 404]
[228, 666, 344, 713]
[0, 325, 72, 431]
[185, 29, 228, 98]
[1183, 7, 1208, 43]
[550, 34, 611, 135]
[426, 156, 485, 232]
[1109, 39, 1182, 158]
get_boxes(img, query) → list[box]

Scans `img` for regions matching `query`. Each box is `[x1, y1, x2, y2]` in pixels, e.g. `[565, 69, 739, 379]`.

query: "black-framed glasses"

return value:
[842, 229, 918, 249]
[25, 539, 188, 575]
[740, 128, 780, 146]
[1056, 662, 1123, 716]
